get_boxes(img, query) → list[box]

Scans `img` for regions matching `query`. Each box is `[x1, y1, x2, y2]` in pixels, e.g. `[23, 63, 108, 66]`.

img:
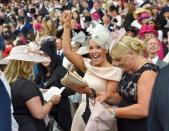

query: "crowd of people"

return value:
[1, 0, 169, 131]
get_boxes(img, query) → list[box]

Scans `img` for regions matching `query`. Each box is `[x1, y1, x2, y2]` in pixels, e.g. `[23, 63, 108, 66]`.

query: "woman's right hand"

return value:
[61, 10, 72, 25]
[50, 95, 61, 105]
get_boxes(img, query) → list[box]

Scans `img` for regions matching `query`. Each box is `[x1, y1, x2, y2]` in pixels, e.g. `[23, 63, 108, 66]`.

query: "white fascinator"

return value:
[87, 21, 112, 49]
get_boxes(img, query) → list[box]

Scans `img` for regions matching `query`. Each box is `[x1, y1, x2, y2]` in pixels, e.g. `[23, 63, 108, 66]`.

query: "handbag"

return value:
[82, 95, 91, 124]
[61, 71, 88, 88]
[47, 116, 63, 131]
[85, 102, 118, 131]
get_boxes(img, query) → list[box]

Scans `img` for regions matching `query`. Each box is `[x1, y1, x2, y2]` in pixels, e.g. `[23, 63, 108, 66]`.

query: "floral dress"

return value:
[117, 63, 158, 131]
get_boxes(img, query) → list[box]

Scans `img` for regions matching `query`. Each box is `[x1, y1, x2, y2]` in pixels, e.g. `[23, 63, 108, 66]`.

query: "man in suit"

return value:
[147, 37, 168, 69]
[56, 38, 64, 64]
[148, 64, 169, 131]
[0, 71, 18, 131]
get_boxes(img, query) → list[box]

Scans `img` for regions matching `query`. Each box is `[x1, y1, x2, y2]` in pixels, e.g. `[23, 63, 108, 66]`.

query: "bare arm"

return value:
[114, 71, 157, 119]
[62, 12, 86, 72]
[97, 80, 122, 105]
[26, 95, 60, 120]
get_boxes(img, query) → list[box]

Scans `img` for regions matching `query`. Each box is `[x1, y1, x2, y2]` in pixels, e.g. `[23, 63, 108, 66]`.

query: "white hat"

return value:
[0, 59, 8, 65]
[4, 43, 50, 63]
[87, 21, 112, 49]
[72, 31, 86, 44]
[76, 46, 89, 56]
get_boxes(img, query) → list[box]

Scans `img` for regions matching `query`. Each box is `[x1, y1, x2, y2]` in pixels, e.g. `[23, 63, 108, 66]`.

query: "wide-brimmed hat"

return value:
[138, 12, 151, 22]
[4, 42, 50, 63]
[133, 8, 151, 19]
[139, 24, 158, 37]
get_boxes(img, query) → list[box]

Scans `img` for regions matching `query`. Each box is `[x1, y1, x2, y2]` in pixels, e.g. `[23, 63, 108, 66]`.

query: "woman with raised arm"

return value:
[62, 11, 123, 131]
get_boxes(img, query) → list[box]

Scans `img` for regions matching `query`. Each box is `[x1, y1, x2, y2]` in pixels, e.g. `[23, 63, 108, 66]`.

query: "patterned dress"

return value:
[117, 63, 158, 131]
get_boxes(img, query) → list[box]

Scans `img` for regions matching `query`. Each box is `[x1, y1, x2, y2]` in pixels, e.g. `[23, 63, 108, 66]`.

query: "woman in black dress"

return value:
[34, 37, 75, 131]
[107, 35, 158, 131]
[4, 44, 60, 131]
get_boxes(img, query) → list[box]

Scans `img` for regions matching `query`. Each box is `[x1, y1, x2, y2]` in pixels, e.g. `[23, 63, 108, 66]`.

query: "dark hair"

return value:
[109, 5, 118, 13]
[39, 38, 61, 74]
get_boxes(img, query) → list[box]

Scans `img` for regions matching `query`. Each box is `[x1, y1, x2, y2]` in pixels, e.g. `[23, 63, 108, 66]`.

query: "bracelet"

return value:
[111, 106, 116, 118]
[48, 100, 54, 106]
[90, 88, 96, 98]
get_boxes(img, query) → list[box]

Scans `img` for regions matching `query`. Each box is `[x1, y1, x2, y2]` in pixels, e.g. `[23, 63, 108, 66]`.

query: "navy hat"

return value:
[126, 26, 139, 36]
[161, 6, 169, 14]
[40, 37, 56, 58]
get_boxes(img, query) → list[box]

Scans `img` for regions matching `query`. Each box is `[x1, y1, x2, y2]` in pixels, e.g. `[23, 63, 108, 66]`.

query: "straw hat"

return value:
[133, 8, 151, 19]
[4, 42, 50, 63]
[138, 12, 151, 22]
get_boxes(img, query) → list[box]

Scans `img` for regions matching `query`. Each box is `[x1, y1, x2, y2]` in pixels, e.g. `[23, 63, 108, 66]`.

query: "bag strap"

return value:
[86, 94, 90, 108]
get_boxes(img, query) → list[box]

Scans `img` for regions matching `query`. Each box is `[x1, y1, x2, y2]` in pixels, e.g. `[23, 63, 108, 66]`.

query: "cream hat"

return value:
[4, 42, 50, 63]
[87, 21, 112, 49]
[76, 46, 89, 56]
[72, 31, 86, 44]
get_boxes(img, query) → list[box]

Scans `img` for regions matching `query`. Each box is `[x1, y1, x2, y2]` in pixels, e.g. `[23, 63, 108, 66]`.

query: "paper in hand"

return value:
[42, 86, 65, 102]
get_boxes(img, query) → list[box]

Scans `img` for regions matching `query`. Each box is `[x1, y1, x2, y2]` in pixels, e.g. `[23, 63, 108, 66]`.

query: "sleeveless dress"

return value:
[117, 63, 158, 131]
[71, 58, 123, 131]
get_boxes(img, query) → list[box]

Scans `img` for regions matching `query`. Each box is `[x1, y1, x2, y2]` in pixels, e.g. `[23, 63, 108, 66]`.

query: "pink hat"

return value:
[139, 24, 158, 37]
[138, 12, 151, 22]
[91, 12, 100, 21]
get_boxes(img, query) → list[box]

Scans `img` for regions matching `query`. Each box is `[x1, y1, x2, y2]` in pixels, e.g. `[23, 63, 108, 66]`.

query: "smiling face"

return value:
[46, 19, 53, 27]
[41, 52, 51, 67]
[88, 39, 107, 67]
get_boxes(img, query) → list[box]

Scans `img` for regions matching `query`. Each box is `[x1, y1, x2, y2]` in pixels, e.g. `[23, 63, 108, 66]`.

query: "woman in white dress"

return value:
[62, 11, 123, 131]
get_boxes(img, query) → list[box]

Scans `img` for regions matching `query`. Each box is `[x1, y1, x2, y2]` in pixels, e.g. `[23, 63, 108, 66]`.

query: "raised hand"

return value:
[61, 10, 72, 26]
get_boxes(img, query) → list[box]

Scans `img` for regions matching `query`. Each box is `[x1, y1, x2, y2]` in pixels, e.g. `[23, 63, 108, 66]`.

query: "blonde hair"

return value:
[111, 36, 145, 59]
[42, 17, 56, 36]
[4, 60, 34, 84]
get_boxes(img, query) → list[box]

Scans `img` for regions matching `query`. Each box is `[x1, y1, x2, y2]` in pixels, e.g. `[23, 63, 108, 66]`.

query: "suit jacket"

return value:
[156, 58, 168, 69]
[35, 65, 75, 131]
[0, 77, 11, 131]
[148, 65, 169, 131]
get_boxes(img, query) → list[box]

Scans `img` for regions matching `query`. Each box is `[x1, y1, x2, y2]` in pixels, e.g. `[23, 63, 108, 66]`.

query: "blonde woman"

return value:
[107, 35, 158, 131]
[4, 44, 60, 131]
[62, 12, 123, 131]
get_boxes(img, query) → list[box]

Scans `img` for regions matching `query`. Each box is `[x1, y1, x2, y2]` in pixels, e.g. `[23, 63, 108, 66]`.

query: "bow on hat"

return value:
[109, 28, 126, 55]
[87, 21, 112, 49]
